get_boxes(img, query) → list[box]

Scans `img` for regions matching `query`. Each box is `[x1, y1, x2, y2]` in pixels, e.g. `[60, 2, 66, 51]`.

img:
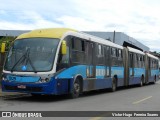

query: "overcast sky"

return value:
[0, 0, 160, 52]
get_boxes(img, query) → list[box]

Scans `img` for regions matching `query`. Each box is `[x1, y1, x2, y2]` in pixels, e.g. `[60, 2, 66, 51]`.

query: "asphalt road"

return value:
[0, 81, 160, 120]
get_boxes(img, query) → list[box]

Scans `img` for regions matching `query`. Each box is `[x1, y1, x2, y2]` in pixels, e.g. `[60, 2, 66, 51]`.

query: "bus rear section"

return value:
[145, 53, 159, 84]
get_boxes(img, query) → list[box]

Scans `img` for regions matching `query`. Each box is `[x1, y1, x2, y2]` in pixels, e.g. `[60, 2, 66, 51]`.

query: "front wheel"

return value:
[70, 79, 81, 98]
[31, 93, 42, 97]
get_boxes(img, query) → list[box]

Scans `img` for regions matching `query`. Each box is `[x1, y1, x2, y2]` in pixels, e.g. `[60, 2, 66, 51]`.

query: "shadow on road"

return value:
[2, 82, 156, 102]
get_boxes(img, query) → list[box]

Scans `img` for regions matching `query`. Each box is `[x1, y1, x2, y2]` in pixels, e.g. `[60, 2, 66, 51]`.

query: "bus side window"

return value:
[129, 52, 133, 68]
[97, 44, 104, 65]
[111, 48, 116, 57]
[105, 46, 110, 66]
[137, 54, 140, 68]
[111, 47, 118, 66]
[118, 49, 122, 58]
[98, 44, 102, 56]
[134, 53, 138, 68]
[71, 37, 85, 64]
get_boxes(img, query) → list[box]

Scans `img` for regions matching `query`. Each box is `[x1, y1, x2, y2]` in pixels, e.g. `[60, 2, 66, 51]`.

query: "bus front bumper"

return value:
[1, 80, 55, 95]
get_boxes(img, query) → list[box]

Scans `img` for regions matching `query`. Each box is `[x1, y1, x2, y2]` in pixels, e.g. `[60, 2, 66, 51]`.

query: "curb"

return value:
[0, 84, 27, 97]
[0, 91, 26, 97]
[0, 88, 27, 97]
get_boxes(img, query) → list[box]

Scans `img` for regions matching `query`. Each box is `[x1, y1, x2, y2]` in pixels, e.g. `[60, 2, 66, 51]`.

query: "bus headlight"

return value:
[2, 77, 7, 81]
[38, 78, 50, 83]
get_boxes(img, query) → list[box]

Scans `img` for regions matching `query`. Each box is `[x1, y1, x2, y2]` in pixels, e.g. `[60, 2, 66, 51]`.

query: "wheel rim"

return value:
[112, 79, 116, 91]
[140, 81, 143, 86]
[74, 82, 80, 94]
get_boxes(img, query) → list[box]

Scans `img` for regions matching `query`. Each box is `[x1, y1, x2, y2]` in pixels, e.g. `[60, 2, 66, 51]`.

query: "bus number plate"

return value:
[17, 85, 26, 89]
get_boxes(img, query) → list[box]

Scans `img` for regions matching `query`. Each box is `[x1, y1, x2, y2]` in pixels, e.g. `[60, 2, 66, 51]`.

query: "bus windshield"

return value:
[4, 38, 59, 72]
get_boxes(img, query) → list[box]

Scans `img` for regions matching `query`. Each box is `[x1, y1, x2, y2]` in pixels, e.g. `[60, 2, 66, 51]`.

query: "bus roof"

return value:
[79, 32, 123, 49]
[64, 31, 123, 49]
[127, 46, 145, 55]
[146, 53, 159, 60]
[16, 27, 123, 49]
[16, 28, 77, 39]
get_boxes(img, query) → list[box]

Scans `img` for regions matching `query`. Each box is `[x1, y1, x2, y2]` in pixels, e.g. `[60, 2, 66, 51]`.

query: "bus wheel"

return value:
[139, 76, 144, 87]
[111, 78, 117, 92]
[70, 78, 81, 98]
[152, 76, 156, 84]
[31, 93, 42, 97]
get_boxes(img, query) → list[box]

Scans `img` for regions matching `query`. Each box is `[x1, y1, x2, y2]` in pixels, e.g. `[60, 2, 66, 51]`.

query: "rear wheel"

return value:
[111, 78, 117, 92]
[70, 78, 81, 98]
[152, 75, 156, 84]
[139, 80, 143, 87]
[139, 76, 144, 87]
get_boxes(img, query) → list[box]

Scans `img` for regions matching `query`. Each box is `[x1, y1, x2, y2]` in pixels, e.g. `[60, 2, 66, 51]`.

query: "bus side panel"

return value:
[96, 66, 106, 79]
[56, 65, 87, 78]
[83, 78, 112, 91]
[56, 78, 70, 95]
[129, 68, 145, 85]
[148, 69, 159, 82]
[111, 66, 124, 87]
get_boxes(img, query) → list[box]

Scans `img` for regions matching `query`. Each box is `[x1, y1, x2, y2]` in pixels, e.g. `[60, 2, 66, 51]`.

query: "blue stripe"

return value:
[130, 68, 145, 77]
[56, 65, 125, 79]
[56, 65, 87, 78]
[6, 75, 40, 82]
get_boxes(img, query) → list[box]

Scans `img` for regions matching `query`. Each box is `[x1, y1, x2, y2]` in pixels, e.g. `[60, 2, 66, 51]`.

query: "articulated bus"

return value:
[1, 28, 159, 98]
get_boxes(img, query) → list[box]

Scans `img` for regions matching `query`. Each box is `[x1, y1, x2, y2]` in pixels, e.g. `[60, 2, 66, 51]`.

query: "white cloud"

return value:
[0, 0, 160, 51]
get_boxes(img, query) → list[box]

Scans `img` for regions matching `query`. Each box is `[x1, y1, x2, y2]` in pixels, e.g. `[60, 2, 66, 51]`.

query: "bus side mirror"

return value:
[61, 40, 67, 55]
[1, 43, 6, 53]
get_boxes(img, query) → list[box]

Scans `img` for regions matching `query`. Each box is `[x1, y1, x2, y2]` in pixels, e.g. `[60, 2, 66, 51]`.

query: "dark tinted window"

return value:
[97, 44, 105, 65]
[71, 37, 86, 63]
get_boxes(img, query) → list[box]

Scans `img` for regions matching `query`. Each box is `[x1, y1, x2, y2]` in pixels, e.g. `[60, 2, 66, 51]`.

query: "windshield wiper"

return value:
[11, 49, 37, 73]
[11, 49, 28, 72]
[25, 49, 37, 73]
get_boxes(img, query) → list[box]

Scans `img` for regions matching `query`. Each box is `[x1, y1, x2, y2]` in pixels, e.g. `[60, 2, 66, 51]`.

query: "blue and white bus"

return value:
[1, 28, 159, 98]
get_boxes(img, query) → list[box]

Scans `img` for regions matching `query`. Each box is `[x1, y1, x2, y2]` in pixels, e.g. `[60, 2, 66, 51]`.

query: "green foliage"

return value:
[0, 36, 16, 52]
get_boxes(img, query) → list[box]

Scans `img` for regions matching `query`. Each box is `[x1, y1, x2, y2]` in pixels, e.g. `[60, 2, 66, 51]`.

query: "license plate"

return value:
[17, 85, 26, 89]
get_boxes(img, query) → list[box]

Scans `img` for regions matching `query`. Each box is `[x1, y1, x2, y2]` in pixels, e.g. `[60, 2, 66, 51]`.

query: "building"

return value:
[84, 31, 149, 52]
[0, 30, 29, 38]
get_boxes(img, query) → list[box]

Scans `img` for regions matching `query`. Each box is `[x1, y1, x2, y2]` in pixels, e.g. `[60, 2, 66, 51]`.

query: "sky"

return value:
[0, 0, 160, 52]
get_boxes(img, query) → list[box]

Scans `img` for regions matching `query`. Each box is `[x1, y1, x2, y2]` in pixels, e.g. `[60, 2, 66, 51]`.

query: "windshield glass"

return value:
[4, 38, 59, 72]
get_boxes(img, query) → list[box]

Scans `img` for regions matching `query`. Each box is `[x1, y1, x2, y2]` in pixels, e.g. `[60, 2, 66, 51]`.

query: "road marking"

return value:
[90, 117, 102, 120]
[132, 96, 152, 104]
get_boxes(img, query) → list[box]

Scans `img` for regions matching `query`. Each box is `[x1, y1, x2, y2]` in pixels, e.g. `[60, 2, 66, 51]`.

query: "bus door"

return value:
[86, 42, 95, 78]
[129, 52, 134, 82]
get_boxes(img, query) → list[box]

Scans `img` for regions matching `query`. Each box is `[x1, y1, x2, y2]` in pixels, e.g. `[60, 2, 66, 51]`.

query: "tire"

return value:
[111, 78, 116, 92]
[152, 76, 156, 84]
[139, 80, 143, 87]
[31, 93, 42, 97]
[139, 76, 144, 87]
[70, 78, 81, 98]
